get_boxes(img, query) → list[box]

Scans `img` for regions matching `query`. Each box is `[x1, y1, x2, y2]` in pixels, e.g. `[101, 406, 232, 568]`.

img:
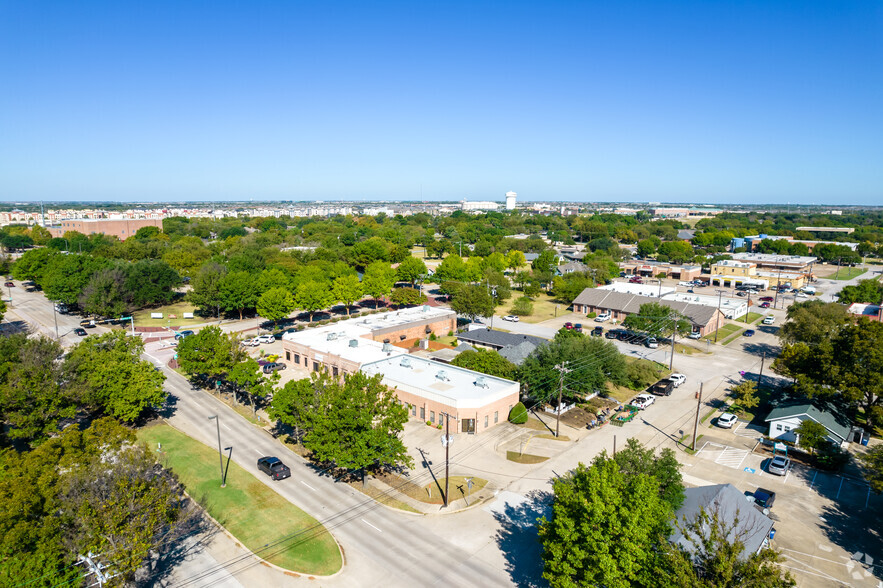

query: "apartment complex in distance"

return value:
[47, 218, 164, 240]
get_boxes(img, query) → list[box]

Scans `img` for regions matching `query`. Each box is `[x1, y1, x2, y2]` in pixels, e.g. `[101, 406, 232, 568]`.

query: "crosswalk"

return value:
[715, 447, 749, 469]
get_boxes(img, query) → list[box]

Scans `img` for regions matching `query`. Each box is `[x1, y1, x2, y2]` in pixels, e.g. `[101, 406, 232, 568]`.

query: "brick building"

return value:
[619, 261, 702, 281]
[48, 218, 164, 240]
[361, 355, 520, 435]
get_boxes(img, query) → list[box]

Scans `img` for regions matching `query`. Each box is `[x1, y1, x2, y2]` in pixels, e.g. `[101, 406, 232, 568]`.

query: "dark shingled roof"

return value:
[765, 401, 852, 442]
[571, 288, 720, 326]
[456, 328, 547, 350]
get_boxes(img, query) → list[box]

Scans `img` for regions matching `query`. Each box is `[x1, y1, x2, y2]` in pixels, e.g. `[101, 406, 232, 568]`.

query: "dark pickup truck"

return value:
[650, 379, 674, 396]
[257, 456, 291, 481]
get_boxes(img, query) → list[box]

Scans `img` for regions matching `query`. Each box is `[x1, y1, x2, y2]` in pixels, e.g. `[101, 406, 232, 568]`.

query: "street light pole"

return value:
[440, 412, 455, 507]
[52, 300, 59, 339]
[207, 416, 226, 488]
[713, 289, 726, 343]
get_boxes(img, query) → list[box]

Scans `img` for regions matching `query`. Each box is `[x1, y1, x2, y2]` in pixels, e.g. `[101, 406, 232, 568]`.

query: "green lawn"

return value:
[740, 312, 763, 324]
[828, 267, 866, 280]
[497, 292, 568, 324]
[137, 424, 341, 575]
[132, 301, 208, 328]
[705, 323, 742, 344]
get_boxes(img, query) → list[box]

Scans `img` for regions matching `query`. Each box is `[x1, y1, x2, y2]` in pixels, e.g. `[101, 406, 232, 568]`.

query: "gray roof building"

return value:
[571, 288, 723, 330]
[497, 340, 540, 366]
[765, 401, 852, 444]
[556, 261, 589, 275]
[671, 484, 773, 559]
[456, 328, 547, 352]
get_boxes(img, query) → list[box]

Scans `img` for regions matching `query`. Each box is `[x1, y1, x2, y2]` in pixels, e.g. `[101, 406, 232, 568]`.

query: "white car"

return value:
[502, 315, 520, 322]
[595, 312, 610, 322]
[240, 337, 260, 347]
[762, 316, 775, 325]
[257, 334, 276, 344]
[629, 394, 655, 410]
[668, 373, 686, 387]
[678, 281, 692, 287]
[688, 331, 702, 340]
[717, 412, 738, 428]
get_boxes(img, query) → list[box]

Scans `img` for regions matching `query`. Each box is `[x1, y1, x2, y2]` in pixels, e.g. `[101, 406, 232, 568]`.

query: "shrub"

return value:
[625, 360, 660, 391]
[509, 402, 528, 424]
[512, 296, 534, 316]
[587, 311, 597, 319]
[815, 444, 850, 471]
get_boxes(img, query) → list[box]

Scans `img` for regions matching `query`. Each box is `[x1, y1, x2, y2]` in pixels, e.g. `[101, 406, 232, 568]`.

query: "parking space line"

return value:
[810, 469, 818, 489]
[361, 518, 382, 533]
[301, 480, 317, 492]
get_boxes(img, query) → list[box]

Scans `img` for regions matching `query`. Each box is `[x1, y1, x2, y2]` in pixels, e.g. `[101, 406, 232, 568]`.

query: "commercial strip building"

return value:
[709, 259, 807, 290]
[279, 306, 457, 376]
[731, 234, 857, 253]
[662, 292, 748, 320]
[619, 261, 702, 282]
[599, 282, 676, 298]
[571, 288, 725, 336]
[361, 355, 520, 435]
[47, 218, 164, 240]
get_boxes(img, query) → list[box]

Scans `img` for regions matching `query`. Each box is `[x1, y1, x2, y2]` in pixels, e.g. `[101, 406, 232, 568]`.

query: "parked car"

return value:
[629, 394, 655, 410]
[628, 276, 643, 284]
[650, 379, 673, 396]
[716, 412, 738, 428]
[678, 281, 692, 287]
[753, 488, 776, 509]
[74, 327, 87, 336]
[241, 337, 261, 347]
[563, 322, 574, 329]
[668, 373, 686, 387]
[262, 362, 287, 374]
[736, 291, 747, 297]
[257, 334, 276, 344]
[591, 326, 604, 337]
[605, 329, 620, 339]
[743, 329, 755, 337]
[502, 315, 520, 322]
[574, 323, 583, 333]
[257, 456, 291, 480]
[175, 330, 195, 340]
[688, 331, 702, 340]
[645, 337, 658, 349]
[760, 296, 774, 302]
[55, 304, 68, 314]
[768, 455, 791, 476]
[595, 312, 610, 322]
[762, 315, 775, 325]
[760, 302, 771, 308]
[3, 281, 14, 287]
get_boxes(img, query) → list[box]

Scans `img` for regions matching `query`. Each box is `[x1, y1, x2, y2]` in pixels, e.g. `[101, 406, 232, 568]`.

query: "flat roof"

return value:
[600, 283, 676, 298]
[663, 292, 747, 311]
[360, 355, 519, 409]
[796, 226, 854, 233]
[730, 253, 817, 265]
[283, 323, 407, 364]
[343, 306, 455, 334]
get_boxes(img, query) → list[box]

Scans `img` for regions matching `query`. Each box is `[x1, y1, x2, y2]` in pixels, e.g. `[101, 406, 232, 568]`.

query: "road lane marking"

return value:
[301, 481, 317, 492]
[361, 518, 382, 533]
[221, 422, 231, 431]
[255, 450, 265, 457]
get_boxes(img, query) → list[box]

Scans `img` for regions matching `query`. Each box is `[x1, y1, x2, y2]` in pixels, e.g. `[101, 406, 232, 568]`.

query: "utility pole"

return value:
[554, 363, 571, 438]
[669, 318, 677, 371]
[691, 382, 703, 451]
[78, 552, 117, 587]
[52, 300, 59, 339]
[744, 290, 751, 323]
[207, 415, 226, 487]
[440, 412, 455, 507]
[758, 353, 766, 388]
[713, 289, 726, 342]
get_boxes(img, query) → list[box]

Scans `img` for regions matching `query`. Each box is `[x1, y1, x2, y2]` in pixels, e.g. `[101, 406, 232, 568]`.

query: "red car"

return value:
[760, 296, 774, 302]
[760, 302, 771, 308]
[628, 277, 643, 283]
[564, 322, 574, 329]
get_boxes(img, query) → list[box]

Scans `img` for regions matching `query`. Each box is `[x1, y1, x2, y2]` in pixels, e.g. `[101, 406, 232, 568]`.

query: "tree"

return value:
[794, 419, 829, 455]
[661, 506, 796, 587]
[538, 456, 673, 588]
[532, 250, 557, 274]
[64, 331, 167, 423]
[449, 283, 495, 322]
[389, 287, 427, 307]
[507, 249, 526, 272]
[332, 274, 364, 315]
[255, 267, 292, 294]
[189, 262, 227, 317]
[78, 266, 129, 317]
[219, 270, 258, 320]
[837, 279, 883, 305]
[296, 280, 335, 322]
[611, 438, 684, 510]
[361, 261, 396, 307]
[434, 254, 469, 283]
[512, 296, 534, 316]
[623, 303, 692, 339]
[11, 247, 54, 282]
[636, 238, 659, 258]
[256, 286, 295, 325]
[778, 299, 850, 346]
[176, 326, 242, 381]
[269, 372, 413, 477]
[395, 256, 427, 286]
[228, 358, 276, 415]
[859, 445, 883, 494]
[40, 253, 110, 306]
[730, 380, 760, 411]
[122, 259, 180, 308]
[451, 349, 516, 379]
[552, 272, 594, 304]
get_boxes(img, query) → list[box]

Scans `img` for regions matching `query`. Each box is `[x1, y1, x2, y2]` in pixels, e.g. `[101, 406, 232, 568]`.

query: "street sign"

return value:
[744, 467, 756, 474]
[440, 434, 453, 448]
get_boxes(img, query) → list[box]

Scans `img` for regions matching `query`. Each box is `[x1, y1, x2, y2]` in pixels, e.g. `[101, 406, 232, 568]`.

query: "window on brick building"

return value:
[494, 411, 499, 424]
[430, 411, 435, 424]
[484, 415, 489, 428]
[420, 407, 425, 420]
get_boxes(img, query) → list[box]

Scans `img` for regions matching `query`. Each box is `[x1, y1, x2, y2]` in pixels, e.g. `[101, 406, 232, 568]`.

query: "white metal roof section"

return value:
[360, 355, 519, 410]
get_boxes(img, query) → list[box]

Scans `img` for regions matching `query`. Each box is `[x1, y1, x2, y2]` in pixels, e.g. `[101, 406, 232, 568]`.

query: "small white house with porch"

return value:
[764, 402, 851, 448]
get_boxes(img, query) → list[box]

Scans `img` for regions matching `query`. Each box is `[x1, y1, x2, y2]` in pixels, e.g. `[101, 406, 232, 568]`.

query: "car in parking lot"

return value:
[743, 329, 755, 337]
[688, 331, 701, 339]
[241, 337, 260, 347]
[668, 373, 686, 387]
[257, 456, 291, 480]
[595, 312, 610, 322]
[760, 296, 774, 302]
[3, 281, 14, 287]
[563, 322, 574, 329]
[753, 487, 776, 509]
[175, 330, 195, 340]
[678, 281, 692, 287]
[760, 302, 770, 308]
[762, 315, 775, 325]
[629, 394, 655, 409]
[591, 326, 604, 337]
[74, 327, 87, 336]
[628, 276, 643, 284]
[257, 334, 276, 344]
[573, 323, 583, 333]
[645, 337, 658, 349]
[262, 362, 287, 374]
[502, 315, 520, 322]
[80, 319, 97, 328]
[768, 455, 791, 476]
[736, 291, 747, 297]
[716, 412, 738, 428]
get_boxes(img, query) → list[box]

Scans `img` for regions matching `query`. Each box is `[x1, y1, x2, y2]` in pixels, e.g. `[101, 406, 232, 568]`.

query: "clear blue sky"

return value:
[1, 1, 881, 204]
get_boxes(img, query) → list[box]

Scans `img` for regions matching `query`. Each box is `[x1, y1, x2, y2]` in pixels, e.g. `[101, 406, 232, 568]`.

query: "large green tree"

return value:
[778, 299, 850, 346]
[256, 286, 296, 324]
[189, 262, 227, 317]
[389, 287, 427, 307]
[837, 279, 883, 305]
[269, 372, 412, 478]
[449, 283, 495, 322]
[395, 256, 428, 286]
[124, 259, 180, 307]
[860, 445, 883, 494]
[219, 270, 258, 320]
[623, 302, 692, 339]
[331, 274, 364, 315]
[612, 438, 684, 510]
[64, 331, 167, 423]
[228, 358, 277, 415]
[538, 455, 674, 588]
[361, 261, 396, 306]
[295, 280, 335, 322]
[40, 253, 110, 306]
[176, 326, 243, 381]
[78, 266, 130, 317]
[451, 349, 516, 380]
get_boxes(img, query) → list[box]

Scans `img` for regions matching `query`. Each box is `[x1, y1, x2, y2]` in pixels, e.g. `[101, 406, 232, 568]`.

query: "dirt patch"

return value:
[507, 451, 549, 464]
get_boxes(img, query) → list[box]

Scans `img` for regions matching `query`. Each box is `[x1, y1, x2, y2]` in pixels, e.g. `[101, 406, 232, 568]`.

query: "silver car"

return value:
[768, 455, 791, 476]
[716, 412, 738, 429]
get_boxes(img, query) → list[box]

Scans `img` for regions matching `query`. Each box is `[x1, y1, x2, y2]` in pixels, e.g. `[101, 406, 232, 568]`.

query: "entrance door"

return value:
[461, 419, 475, 434]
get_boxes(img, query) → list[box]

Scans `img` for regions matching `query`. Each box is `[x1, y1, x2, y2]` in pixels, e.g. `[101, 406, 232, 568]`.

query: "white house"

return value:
[764, 402, 852, 448]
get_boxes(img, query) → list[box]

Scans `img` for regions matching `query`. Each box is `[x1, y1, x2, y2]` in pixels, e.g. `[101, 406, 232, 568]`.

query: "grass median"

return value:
[137, 424, 341, 576]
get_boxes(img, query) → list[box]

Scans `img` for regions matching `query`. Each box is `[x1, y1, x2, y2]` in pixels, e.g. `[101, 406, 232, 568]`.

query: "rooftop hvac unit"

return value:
[349, 339, 358, 348]
[326, 332, 337, 341]
[422, 305, 430, 312]
[400, 357, 412, 368]
[435, 370, 450, 382]
[474, 376, 489, 388]
[382, 342, 393, 353]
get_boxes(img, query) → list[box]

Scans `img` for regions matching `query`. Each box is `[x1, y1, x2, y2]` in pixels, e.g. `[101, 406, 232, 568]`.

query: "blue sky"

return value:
[1, 1, 881, 204]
